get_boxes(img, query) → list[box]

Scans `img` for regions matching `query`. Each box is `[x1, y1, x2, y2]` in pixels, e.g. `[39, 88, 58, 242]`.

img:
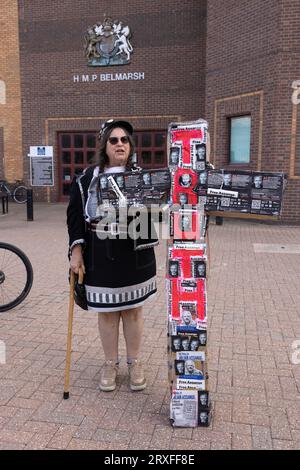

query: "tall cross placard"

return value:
[167, 119, 286, 428]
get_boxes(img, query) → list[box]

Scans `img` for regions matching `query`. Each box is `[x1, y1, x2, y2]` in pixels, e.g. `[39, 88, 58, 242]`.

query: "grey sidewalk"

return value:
[0, 203, 299, 450]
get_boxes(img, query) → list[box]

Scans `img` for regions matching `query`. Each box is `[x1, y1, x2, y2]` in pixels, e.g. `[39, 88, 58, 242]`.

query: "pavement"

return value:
[0, 202, 299, 450]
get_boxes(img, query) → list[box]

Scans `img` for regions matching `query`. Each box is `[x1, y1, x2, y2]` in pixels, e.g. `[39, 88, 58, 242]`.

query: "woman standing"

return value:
[67, 119, 158, 392]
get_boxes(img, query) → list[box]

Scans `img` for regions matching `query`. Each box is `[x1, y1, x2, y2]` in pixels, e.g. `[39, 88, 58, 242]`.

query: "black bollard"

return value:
[26, 188, 34, 221]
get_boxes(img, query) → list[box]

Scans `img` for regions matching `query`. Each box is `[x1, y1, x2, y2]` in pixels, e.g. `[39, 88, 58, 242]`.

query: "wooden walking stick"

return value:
[63, 267, 84, 399]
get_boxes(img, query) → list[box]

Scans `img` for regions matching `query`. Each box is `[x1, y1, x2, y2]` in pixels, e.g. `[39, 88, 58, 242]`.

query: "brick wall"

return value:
[0, 0, 23, 183]
[206, 0, 300, 223]
[18, 0, 207, 202]
[276, 0, 300, 222]
[13, 0, 300, 220]
[0, 128, 4, 178]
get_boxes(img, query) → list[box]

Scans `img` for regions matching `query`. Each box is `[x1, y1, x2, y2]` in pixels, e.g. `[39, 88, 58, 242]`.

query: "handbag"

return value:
[69, 268, 88, 310]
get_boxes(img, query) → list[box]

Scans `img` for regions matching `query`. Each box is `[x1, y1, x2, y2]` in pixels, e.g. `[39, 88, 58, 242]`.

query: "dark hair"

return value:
[97, 126, 135, 172]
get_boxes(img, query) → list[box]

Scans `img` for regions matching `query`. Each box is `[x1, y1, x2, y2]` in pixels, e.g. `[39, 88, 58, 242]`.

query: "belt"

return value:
[87, 221, 129, 236]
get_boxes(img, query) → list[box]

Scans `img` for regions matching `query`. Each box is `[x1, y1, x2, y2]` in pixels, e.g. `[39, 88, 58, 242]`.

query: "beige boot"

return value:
[99, 360, 118, 391]
[128, 359, 146, 391]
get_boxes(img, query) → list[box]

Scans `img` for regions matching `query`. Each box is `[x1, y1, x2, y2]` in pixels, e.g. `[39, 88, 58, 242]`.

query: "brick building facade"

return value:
[0, 0, 23, 182]
[206, 0, 300, 223]
[1, 1, 299, 221]
[17, 0, 206, 202]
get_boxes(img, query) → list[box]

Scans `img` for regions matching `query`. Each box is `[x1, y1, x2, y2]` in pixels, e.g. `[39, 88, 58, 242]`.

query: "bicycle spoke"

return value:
[1, 263, 27, 276]
[1, 274, 24, 289]
[1, 274, 25, 292]
[0, 281, 26, 305]
[0, 249, 23, 270]
[0, 285, 16, 304]
[1, 272, 27, 287]
[0, 248, 10, 269]
[0, 249, 27, 270]
[0, 286, 22, 302]
[2, 265, 27, 276]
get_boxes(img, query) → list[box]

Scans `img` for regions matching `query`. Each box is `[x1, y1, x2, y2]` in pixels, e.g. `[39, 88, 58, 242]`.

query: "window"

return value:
[230, 116, 251, 164]
[58, 132, 98, 200]
[134, 130, 167, 168]
[0, 80, 6, 105]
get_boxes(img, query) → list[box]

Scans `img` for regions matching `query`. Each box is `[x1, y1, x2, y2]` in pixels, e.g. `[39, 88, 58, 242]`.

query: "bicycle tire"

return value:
[13, 185, 27, 204]
[0, 243, 33, 312]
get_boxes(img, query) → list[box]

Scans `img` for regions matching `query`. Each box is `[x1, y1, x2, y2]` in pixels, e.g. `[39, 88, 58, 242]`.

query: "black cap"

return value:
[99, 119, 133, 139]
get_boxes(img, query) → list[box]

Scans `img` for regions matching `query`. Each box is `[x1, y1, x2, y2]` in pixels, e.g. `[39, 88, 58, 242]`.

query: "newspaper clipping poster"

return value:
[170, 390, 198, 427]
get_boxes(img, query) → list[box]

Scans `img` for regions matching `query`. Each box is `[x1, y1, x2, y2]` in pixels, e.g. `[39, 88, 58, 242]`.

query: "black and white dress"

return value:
[67, 165, 158, 312]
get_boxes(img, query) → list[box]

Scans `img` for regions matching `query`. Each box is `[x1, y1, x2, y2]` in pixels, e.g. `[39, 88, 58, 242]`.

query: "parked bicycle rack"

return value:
[26, 189, 34, 221]
[0, 193, 8, 214]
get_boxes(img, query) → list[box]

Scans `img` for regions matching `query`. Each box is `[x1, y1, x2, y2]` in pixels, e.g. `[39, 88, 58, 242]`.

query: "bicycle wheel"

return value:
[0, 243, 33, 312]
[13, 185, 27, 203]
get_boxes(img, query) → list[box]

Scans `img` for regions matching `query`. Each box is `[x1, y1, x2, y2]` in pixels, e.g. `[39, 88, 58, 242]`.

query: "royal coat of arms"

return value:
[84, 17, 133, 66]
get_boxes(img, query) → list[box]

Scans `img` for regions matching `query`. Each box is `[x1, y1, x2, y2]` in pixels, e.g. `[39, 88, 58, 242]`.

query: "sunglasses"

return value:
[108, 136, 130, 145]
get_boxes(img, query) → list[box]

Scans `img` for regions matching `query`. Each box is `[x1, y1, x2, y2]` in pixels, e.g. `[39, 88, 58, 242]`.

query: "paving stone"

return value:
[128, 433, 151, 450]
[0, 407, 17, 419]
[47, 424, 79, 449]
[0, 416, 9, 431]
[232, 434, 253, 450]
[286, 403, 300, 429]
[25, 432, 57, 450]
[210, 435, 232, 450]
[272, 439, 295, 450]
[0, 429, 34, 445]
[213, 421, 251, 436]
[67, 439, 109, 450]
[149, 425, 173, 449]
[5, 408, 35, 431]
[270, 409, 292, 440]
[172, 427, 193, 440]
[252, 425, 273, 450]
[170, 437, 206, 450]
[93, 428, 131, 445]
[1, 205, 300, 449]
[6, 398, 43, 410]
[0, 440, 25, 450]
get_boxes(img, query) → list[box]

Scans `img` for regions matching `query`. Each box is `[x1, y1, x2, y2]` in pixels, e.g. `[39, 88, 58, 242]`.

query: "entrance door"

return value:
[58, 129, 168, 201]
[58, 132, 98, 201]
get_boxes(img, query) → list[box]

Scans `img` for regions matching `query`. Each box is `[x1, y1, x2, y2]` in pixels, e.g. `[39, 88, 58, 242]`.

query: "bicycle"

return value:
[0, 179, 28, 204]
[0, 243, 33, 312]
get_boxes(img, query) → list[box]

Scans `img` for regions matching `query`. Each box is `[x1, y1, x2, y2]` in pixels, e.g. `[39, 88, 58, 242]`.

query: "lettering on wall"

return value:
[73, 72, 145, 83]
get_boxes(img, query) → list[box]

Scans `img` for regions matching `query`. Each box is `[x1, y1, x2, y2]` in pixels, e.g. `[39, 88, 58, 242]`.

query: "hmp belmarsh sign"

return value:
[73, 72, 145, 83]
